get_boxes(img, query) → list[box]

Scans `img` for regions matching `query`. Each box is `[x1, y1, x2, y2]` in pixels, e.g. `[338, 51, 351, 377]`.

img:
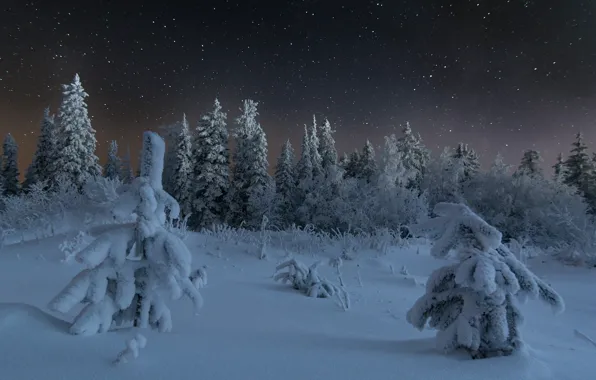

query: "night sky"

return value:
[1, 0, 595, 173]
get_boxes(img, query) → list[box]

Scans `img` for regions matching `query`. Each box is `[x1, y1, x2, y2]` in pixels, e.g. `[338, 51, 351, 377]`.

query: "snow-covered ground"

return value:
[0, 231, 593, 380]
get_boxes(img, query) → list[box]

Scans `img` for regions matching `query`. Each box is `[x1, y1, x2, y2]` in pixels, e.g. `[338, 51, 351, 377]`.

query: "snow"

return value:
[0, 230, 593, 380]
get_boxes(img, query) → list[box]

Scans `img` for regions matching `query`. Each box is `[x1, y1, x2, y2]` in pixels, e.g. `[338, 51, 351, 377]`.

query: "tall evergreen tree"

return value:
[308, 115, 323, 179]
[120, 145, 135, 184]
[552, 152, 566, 183]
[378, 134, 401, 190]
[48, 74, 101, 189]
[170, 114, 193, 217]
[563, 133, 593, 195]
[103, 140, 122, 180]
[343, 150, 361, 179]
[515, 149, 543, 178]
[452, 142, 480, 182]
[396, 122, 430, 190]
[25, 108, 58, 189]
[228, 99, 270, 227]
[359, 140, 377, 182]
[192, 99, 230, 228]
[160, 122, 182, 194]
[318, 118, 338, 171]
[274, 139, 296, 226]
[2, 133, 20, 196]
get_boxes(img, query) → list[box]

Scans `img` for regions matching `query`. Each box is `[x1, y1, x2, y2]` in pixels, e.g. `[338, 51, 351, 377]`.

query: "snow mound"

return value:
[0, 303, 70, 333]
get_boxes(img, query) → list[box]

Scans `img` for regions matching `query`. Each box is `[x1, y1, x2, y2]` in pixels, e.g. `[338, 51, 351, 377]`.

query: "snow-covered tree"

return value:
[563, 132, 593, 196]
[452, 143, 480, 182]
[120, 145, 135, 184]
[170, 114, 193, 217]
[318, 118, 338, 171]
[25, 108, 59, 189]
[358, 140, 377, 182]
[228, 99, 271, 228]
[48, 74, 101, 189]
[191, 99, 230, 229]
[104, 140, 122, 180]
[491, 153, 511, 176]
[274, 139, 296, 226]
[407, 202, 564, 359]
[48, 131, 204, 335]
[2, 134, 20, 196]
[160, 122, 183, 194]
[343, 150, 361, 179]
[396, 122, 430, 190]
[423, 147, 464, 207]
[377, 134, 401, 191]
[552, 152, 566, 183]
[308, 115, 323, 179]
[514, 149, 543, 178]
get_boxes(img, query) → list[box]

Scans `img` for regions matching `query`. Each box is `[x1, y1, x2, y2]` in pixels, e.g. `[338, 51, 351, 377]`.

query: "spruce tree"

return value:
[192, 99, 230, 228]
[104, 140, 122, 180]
[25, 108, 58, 189]
[515, 149, 543, 178]
[452, 142, 480, 182]
[228, 99, 270, 227]
[160, 122, 181, 194]
[396, 122, 430, 190]
[378, 134, 401, 190]
[318, 118, 338, 171]
[2, 133, 20, 196]
[170, 114, 193, 218]
[48, 74, 101, 189]
[553, 153, 566, 183]
[274, 139, 296, 226]
[120, 145, 135, 184]
[359, 140, 377, 182]
[563, 132, 592, 195]
[309, 115, 323, 179]
[294, 125, 314, 225]
[343, 150, 361, 179]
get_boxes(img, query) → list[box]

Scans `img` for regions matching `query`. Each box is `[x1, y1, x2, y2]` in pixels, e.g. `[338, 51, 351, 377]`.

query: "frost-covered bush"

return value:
[48, 132, 204, 335]
[463, 168, 595, 260]
[274, 258, 349, 309]
[406, 202, 564, 359]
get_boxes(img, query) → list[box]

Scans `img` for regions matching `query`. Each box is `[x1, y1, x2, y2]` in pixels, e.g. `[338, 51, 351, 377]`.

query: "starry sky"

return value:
[1, 0, 595, 173]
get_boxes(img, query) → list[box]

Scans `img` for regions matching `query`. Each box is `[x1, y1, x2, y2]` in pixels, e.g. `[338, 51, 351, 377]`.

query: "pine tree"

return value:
[120, 145, 135, 184]
[48, 74, 101, 189]
[407, 202, 564, 359]
[452, 143, 480, 182]
[104, 140, 122, 180]
[48, 131, 204, 335]
[343, 150, 361, 179]
[563, 133, 592, 195]
[2, 133, 20, 196]
[396, 122, 430, 190]
[309, 115, 323, 179]
[170, 114, 193, 217]
[274, 139, 296, 226]
[228, 100, 270, 227]
[515, 149, 543, 178]
[318, 118, 338, 171]
[192, 99, 230, 228]
[378, 134, 401, 190]
[552, 152, 566, 183]
[490, 153, 511, 176]
[25, 108, 58, 189]
[359, 140, 377, 182]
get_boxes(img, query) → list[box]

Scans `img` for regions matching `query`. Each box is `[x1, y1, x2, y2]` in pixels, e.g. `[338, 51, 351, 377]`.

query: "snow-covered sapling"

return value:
[113, 333, 147, 365]
[406, 202, 564, 359]
[275, 258, 349, 309]
[49, 131, 204, 335]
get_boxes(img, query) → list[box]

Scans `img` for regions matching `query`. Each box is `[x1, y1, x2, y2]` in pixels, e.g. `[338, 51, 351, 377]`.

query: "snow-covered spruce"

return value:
[274, 259, 349, 309]
[406, 202, 564, 359]
[48, 131, 204, 336]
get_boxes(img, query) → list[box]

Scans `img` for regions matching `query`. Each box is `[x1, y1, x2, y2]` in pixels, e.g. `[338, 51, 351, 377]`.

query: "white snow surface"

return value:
[0, 230, 593, 380]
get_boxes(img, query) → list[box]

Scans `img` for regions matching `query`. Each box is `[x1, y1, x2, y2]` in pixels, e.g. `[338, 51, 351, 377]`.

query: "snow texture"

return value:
[407, 202, 565, 359]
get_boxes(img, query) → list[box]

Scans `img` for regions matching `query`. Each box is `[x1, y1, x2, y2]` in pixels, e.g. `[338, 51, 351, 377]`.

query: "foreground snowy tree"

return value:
[406, 202, 564, 359]
[191, 99, 230, 228]
[170, 114, 193, 217]
[48, 74, 101, 189]
[2, 133, 20, 196]
[104, 140, 122, 180]
[48, 131, 204, 335]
